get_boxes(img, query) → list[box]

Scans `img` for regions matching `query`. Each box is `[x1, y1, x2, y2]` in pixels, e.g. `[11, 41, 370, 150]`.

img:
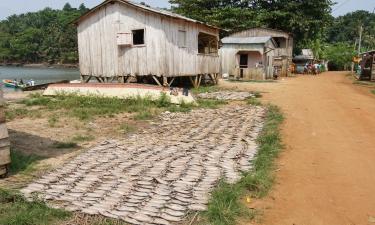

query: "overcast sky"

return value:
[0, 0, 374, 20]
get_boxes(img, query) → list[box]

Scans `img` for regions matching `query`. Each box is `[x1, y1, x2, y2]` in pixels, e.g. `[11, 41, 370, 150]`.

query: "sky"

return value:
[0, 0, 374, 20]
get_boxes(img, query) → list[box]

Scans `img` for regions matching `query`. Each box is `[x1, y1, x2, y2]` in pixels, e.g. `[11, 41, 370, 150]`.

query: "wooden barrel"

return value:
[0, 89, 10, 178]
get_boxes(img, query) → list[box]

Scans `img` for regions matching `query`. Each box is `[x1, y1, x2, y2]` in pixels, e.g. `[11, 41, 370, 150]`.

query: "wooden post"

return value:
[84, 75, 92, 83]
[168, 77, 175, 87]
[162, 76, 168, 86]
[152, 75, 163, 86]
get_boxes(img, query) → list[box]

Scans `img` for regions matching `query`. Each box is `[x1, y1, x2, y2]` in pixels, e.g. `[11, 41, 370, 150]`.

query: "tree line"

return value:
[0, 1, 374, 69]
[0, 3, 88, 64]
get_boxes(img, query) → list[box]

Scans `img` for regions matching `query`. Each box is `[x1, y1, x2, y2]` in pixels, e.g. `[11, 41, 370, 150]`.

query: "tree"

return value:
[323, 42, 356, 70]
[327, 10, 375, 52]
[0, 3, 85, 63]
[170, 0, 334, 49]
[63, 3, 73, 11]
[78, 3, 89, 13]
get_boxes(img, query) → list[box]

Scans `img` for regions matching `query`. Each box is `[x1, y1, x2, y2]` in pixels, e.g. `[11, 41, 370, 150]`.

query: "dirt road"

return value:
[223, 72, 375, 225]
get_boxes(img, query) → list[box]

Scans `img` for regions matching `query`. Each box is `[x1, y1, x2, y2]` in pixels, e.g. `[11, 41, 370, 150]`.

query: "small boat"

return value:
[2, 79, 25, 89]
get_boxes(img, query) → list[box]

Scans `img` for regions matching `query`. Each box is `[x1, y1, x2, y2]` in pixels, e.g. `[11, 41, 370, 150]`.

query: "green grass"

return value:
[9, 150, 43, 175]
[48, 114, 58, 127]
[192, 85, 221, 94]
[71, 134, 94, 142]
[119, 124, 136, 133]
[134, 110, 154, 120]
[18, 92, 227, 121]
[0, 189, 71, 225]
[247, 97, 262, 106]
[371, 90, 375, 95]
[204, 104, 284, 225]
[353, 80, 375, 87]
[5, 108, 41, 121]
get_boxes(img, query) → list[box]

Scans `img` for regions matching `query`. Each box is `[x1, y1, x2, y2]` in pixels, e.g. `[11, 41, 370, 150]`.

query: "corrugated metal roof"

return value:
[221, 36, 272, 44]
[74, 0, 219, 30]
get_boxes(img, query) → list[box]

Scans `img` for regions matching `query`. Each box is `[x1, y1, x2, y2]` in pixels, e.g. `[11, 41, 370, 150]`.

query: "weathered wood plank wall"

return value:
[78, 2, 220, 78]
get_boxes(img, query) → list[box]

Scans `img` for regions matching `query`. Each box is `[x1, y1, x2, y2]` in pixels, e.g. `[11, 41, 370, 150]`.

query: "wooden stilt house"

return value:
[74, 0, 220, 87]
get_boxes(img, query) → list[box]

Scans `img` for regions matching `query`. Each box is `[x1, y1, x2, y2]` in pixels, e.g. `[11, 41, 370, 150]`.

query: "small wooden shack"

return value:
[0, 89, 10, 178]
[220, 36, 277, 80]
[226, 28, 293, 77]
[75, 0, 220, 87]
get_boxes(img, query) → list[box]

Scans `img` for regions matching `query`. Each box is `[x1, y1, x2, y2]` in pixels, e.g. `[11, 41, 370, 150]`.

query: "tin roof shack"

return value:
[75, 0, 220, 87]
[359, 50, 375, 81]
[227, 28, 293, 77]
[220, 36, 277, 80]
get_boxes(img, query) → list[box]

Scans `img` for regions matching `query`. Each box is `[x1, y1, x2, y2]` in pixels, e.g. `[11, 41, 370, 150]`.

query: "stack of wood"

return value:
[0, 89, 10, 178]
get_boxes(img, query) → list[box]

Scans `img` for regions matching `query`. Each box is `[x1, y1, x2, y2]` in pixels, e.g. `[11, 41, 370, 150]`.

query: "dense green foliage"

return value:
[0, 3, 88, 64]
[170, 0, 334, 51]
[327, 10, 375, 52]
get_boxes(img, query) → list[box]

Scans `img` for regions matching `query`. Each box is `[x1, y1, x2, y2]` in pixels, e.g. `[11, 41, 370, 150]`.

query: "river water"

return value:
[0, 66, 80, 92]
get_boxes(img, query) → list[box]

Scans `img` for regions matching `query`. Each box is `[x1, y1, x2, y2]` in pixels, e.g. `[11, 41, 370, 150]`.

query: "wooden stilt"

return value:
[83, 75, 92, 83]
[152, 75, 162, 86]
[162, 76, 168, 86]
[189, 76, 197, 88]
[197, 75, 202, 88]
[168, 77, 175, 87]
[95, 77, 103, 83]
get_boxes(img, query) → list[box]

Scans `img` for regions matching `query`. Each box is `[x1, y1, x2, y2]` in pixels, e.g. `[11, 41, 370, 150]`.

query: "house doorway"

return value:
[239, 54, 248, 78]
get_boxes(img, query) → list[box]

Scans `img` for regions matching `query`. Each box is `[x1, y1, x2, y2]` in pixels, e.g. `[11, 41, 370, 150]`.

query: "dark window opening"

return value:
[198, 32, 218, 54]
[273, 37, 286, 48]
[132, 29, 145, 45]
[239, 54, 248, 68]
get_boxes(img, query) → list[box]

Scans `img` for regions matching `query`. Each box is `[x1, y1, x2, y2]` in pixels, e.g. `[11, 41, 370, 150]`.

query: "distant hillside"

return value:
[0, 3, 88, 64]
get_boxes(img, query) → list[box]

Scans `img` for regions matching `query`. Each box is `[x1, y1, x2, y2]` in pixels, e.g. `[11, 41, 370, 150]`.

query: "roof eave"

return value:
[73, 0, 220, 30]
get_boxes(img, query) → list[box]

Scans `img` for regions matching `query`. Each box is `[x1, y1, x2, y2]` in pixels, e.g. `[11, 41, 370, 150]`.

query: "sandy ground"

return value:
[222, 72, 375, 225]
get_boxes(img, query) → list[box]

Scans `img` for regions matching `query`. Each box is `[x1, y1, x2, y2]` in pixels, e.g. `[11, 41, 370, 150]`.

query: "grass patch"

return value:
[372, 90, 375, 95]
[52, 142, 78, 149]
[9, 149, 43, 175]
[0, 189, 71, 225]
[48, 114, 58, 127]
[203, 104, 284, 225]
[119, 124, 136, 133]
[247, 97, 262, 106]
[192, 85, 221, 94]
[14, 91, 228, 122]
[5, 107, 41, 121]
[134, 110, 154, 120]
[353, 80, 375, 87]
[71, 134, 95, 142]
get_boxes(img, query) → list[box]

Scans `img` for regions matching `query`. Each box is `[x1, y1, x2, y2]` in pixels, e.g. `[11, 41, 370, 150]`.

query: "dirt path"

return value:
[223, 72, 375, 225]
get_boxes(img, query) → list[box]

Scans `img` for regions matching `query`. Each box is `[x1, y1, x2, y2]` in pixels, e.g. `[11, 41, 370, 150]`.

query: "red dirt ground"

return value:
[223, 71, 375, 225]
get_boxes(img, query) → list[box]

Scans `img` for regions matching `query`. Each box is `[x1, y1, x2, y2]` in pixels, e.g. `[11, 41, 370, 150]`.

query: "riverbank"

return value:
[0, 63, 78, 69]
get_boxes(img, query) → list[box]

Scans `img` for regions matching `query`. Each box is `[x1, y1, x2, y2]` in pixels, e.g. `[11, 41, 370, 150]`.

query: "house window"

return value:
[178, 30, 187, 47]
[198, 32, 218, 54]
[132, 29, 145, 45]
